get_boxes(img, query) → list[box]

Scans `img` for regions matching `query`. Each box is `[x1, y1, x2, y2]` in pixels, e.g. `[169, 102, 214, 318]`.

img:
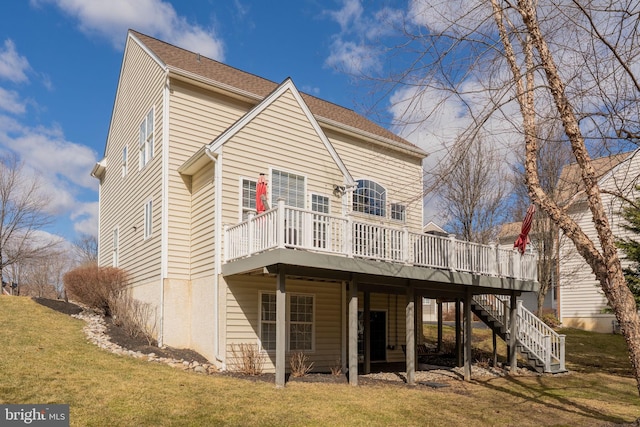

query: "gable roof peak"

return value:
[128, 29, 425, 157]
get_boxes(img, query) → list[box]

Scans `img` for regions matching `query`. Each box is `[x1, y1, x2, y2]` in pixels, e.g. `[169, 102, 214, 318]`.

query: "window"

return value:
[271, 169, 305, 208]
[241, 179, 257, 220]
[121, 146, 128, 178]
[353, 179, 386, 217]
[311, 194, 330, 249]
[144, 199, 153, 239]
[391, 203, 406, 222]
[260, 293, 277, 351]
[139, 108, 154, 169]
[259, 292, 315, 352]
[112, 228, 119, 267]
[289, 295, 314, 351]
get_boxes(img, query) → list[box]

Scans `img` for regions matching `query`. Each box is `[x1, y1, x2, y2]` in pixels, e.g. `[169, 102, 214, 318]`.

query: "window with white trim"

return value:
[112, 227, 119, 267]
[391, 203, 406, 222]
[139, 108, 154, 169]
[259, 292, 315, 352]
[260, 293, 277, 351]
[241, 178, 257, 220]
[121, 146, 128, 178]
[311, 194, 330, 249]
[271, 169, 305, 208]
[353, 179, 386, 217]
[144, 199, 153, 239]
[289, 295, 314, 351]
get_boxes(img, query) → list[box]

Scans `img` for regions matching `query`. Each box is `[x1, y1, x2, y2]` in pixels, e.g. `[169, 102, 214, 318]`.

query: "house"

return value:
[92, 30, 547, 386]
[557, 150, 640, 333]
[497, 221, 556, 314]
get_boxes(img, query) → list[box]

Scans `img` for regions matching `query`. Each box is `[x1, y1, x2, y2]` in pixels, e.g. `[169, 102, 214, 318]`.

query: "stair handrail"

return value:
[516, 301, 565, 372]
[472, 295, 566, 373]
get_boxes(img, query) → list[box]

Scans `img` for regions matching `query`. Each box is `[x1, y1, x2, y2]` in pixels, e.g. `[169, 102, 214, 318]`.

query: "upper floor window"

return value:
[139, 108, 154, 169]
[241, 178, 257, 220]
[144, 199, 153, 239]
[353, 179, 386, 217]
[391, 203, 406, 222]
[272, 169, 305, 208]
[121, 146, 128, 178]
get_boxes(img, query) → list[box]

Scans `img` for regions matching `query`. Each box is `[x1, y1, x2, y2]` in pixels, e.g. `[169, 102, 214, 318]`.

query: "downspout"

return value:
[205, 146, 225, 366]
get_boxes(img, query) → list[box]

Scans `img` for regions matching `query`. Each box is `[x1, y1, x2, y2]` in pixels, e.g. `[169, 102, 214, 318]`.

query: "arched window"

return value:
[352, 179, 386, 217]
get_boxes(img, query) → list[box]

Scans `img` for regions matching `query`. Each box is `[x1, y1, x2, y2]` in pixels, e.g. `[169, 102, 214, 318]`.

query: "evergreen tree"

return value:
[616, 191, 640, 309]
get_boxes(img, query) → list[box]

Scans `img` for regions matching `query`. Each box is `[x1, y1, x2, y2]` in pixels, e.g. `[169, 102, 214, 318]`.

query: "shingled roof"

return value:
[130, 30, 424, 156]
[557, 151, 632, 205]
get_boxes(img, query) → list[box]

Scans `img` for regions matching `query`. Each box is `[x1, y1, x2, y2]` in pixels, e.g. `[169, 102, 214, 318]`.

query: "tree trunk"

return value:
[492, 0, 640, 395]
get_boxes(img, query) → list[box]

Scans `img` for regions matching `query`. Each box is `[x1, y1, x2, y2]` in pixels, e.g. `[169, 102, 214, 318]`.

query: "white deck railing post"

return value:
[543, 335, 552, 372]
[559, 334, 566, 371]
[223, 224, 229, 263]
[448, 234, 457, 271]
[345, 214, 353, 257]
[403, 226, 410, 264]
[247, 212, 255, 255]
[277, 198, 285, 249]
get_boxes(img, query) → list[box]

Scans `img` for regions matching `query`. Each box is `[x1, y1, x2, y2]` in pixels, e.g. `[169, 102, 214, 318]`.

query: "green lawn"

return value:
[1, 296, 639, 426]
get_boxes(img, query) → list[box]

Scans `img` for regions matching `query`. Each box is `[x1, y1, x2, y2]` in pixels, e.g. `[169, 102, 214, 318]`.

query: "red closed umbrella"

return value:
[256, 174, 268, 213]
[514, 204, 536, 255]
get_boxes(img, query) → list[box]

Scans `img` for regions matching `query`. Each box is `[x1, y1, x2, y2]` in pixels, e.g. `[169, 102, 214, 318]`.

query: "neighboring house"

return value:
[557, 150, 639, 333]
[92, 30, 542, 386]
[497, 221, 556, 314]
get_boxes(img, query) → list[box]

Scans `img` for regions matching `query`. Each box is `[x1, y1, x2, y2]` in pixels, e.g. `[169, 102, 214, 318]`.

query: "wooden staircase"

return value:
[472, 295, 566, 373]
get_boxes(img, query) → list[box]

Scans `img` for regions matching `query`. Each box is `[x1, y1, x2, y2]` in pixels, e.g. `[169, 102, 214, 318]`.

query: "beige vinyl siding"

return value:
[220, 88, 345, 228]
[225, 275, 342, 372]
[559, 153, 640, 324]
[99, 39, 164, 285]
[191, 164, 215, 277]
[167, 80, 249, 278]
[327, 131, 424, 231]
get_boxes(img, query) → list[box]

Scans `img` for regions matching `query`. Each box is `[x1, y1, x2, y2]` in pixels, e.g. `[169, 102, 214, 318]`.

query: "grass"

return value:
[1, 296, 640, 426]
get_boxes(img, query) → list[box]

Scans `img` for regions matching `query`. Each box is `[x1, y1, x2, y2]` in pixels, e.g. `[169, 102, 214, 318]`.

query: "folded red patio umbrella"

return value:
[514, 204, 536, 255]
[256, 174, 268, 213]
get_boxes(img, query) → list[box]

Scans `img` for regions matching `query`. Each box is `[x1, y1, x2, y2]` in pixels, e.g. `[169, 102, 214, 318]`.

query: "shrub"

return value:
[230, 343, 265, 375]
[63, 263, 128, 315]
[289, 351, 314, 377]
[110, 292, 157, 345]
[539, 309, 560, 328]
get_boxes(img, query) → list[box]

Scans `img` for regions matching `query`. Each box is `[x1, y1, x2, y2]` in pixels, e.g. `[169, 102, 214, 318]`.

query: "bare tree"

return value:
[73, 233, 98, 265]
[0, 154, 57, 283]
[512, 124, 574, 315]
[436, 134, 510, 243]
[352, 1, 640, 393]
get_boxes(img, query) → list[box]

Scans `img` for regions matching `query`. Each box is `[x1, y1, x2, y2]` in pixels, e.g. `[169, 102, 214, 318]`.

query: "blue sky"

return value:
[0, 0, 480, 241]
[1, 0, 424, 243]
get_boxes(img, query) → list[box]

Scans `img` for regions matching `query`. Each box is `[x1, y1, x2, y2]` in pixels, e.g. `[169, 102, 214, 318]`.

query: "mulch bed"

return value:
[32, 297, 209, 364]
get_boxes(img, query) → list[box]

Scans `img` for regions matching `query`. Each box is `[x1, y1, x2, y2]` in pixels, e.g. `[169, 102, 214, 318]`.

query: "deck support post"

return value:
[509, 291, 518, 371]
[363, 291, 371, 375]
[348, 277, 359, 386]
[405, 283, 416, 386]
[437, 300, 443, 353]
[275, 265, 286, 388]
[455, 298, 462, 367]
[464, 288, 472, 381]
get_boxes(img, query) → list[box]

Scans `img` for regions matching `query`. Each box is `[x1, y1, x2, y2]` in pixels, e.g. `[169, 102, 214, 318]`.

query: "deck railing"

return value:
[224, 200, 538, 281]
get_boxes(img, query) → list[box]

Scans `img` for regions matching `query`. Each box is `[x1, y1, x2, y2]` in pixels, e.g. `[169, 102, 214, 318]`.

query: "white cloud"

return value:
[35, 0, 225, 60]
[71, 201, 98, 237]
[0, 39, 31, 83]
[0, 116, 99, 221]
[324, 0, 403, 75]
[0, 88, 27, 114]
